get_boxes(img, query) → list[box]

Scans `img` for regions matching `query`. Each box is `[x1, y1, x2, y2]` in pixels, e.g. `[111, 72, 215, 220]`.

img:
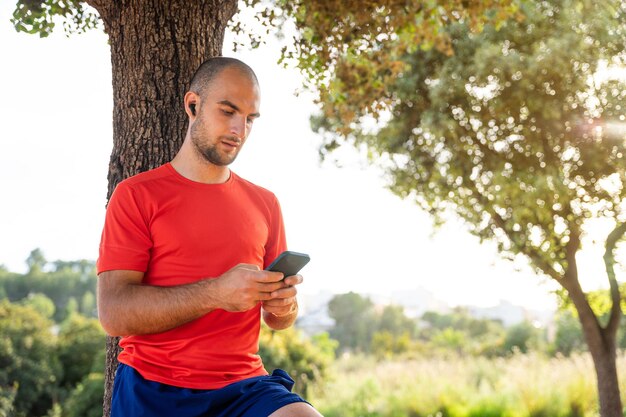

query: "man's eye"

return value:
[247, 118, 255, 124]
[221, 109, 234, 116]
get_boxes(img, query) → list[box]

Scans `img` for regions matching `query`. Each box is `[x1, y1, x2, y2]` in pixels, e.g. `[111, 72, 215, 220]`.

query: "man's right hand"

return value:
[209, 264, 286, 312]
[97, 264, 286, 337]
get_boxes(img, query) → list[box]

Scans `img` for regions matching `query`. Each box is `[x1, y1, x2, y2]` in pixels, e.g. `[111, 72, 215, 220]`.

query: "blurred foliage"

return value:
[0, 252, 104, 417]
[327, 292, 377, 353]
[325, 292, 561, 358]
[57, 314, 106, 388]
[312, 352, 609, 417]
[311, 0, 626, 278]
[0, 298, 105, 417]
[0, 300, 60, 417]
[328, 292, 420, 355]
[258, 325, 337, 399]
[12, 0, 99, 38]
[502, 321, 543, 354]
[233, 0, 521, 121]
[378, 304, 417, 338]
[552, 309, 586, 356]
[322, 290, 626, 359]
[61, 372, 104, 417]
[553, 284, 626, 354]
[0, 249, 98, 323]
[557, 282, 626, 323]
[0, 384, 17, 417]
[20, 292, 56, 319]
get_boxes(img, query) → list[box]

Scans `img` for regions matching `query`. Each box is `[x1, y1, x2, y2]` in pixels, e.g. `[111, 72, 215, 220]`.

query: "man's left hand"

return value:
[262, 274, 302, 327]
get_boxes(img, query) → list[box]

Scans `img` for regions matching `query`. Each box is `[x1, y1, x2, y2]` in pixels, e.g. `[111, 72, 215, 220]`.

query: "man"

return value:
[97, 57, 323, 417]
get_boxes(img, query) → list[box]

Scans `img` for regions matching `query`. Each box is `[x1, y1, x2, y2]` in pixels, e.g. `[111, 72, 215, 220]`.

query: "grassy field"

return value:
[310, 352, 626, 417]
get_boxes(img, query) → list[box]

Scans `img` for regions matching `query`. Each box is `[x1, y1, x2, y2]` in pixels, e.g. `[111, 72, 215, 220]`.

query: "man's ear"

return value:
[184, 91, 199, 118]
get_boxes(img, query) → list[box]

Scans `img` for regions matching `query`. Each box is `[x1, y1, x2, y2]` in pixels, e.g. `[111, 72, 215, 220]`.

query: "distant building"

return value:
[296, 291, 335, 336]
[387, 288, 450, 318]
[468, 300, 554, 328]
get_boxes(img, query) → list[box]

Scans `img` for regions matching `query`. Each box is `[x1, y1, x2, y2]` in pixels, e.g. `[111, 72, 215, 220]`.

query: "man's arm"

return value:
[261, 274, 302, 330]
[97, 264, 286, 336]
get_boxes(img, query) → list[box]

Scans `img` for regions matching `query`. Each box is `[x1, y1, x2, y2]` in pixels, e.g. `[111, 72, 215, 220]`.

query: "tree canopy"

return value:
[314, 0, 625, 250]
[313, 0, 626, 303]
[311, 1, 626, 415]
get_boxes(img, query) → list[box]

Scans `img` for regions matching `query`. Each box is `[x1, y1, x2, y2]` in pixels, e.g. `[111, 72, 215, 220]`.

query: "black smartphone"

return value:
[265, 251, 310, 277]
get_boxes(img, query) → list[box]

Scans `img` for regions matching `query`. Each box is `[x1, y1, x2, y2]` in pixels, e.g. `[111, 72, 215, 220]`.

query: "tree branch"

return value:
[458, 170, 562, 280]
[604, 221, 626, 336]
[563, 225, 581, 285]
[489, 210, 562, 280]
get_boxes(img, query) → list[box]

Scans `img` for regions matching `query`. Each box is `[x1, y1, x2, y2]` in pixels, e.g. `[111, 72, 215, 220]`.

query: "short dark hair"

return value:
[189, 57, 258, 98]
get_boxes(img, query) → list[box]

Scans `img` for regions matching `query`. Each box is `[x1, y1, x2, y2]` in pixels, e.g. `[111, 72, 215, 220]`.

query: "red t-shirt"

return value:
[97, 163, 287, 389]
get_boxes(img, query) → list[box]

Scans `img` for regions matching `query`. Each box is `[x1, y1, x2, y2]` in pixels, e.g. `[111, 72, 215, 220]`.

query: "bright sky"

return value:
[0, 2, 616, 311]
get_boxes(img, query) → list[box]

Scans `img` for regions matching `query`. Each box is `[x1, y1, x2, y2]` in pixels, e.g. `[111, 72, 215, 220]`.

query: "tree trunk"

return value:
[562, 262, 623, 417]
[593, 346, 622, 417]
[581, 311, 622, 417]
[567, 297, 623, 417]
[83, 1, 238, 416]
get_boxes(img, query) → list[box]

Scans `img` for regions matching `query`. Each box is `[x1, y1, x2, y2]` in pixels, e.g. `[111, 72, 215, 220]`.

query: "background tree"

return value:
[0, 301, 61, 417]
[370, 304, 417, 358]
[25, 249, 47, 274]
[327, 292, 377, 353]
[10, 0, 519, 414]
[20, 293, 56, 319]
[311, 1, 626, 415]
[0, 250, 98, 322]
[0, 253, 106, 417]
[57, 314, 106, 388]
[420, 308, 506, 356]
[377, 304, 417, 338]
[552, 309, 586, 356]
[61, 349, 106, 417]
[61, 373, 105, 417]
[502, 321, 543, 354]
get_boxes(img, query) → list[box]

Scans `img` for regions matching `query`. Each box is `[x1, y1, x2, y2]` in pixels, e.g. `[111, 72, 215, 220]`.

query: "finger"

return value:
[263, 302, 296, 317]
[269, 286, 297, 299]
[257, 280, 288, 293]
[263, 297, 295, 307]
[255, 291, 276, 302]
[282, 274, 303, 286]
[262, 302, 291, 314]
[255, 270, 284, 283]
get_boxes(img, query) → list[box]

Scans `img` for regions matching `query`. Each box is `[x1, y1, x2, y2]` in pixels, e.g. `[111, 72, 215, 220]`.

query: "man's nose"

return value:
[230, 116, 247, 139]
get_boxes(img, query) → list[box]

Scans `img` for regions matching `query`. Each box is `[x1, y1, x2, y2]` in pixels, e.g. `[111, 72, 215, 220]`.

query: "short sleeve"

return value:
[263, 195, 287, 268]
[96, 182, 153, 274]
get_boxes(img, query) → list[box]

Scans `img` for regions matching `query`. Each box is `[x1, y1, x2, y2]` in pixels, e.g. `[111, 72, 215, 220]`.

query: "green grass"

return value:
[310, 352, 626, 417]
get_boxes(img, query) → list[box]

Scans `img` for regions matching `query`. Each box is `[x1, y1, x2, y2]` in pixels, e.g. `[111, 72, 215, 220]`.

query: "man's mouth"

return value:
[221, 136, 241, 149]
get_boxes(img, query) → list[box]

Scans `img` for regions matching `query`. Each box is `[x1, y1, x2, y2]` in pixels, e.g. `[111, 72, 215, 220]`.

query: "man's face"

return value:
[190, 67, 261, 166]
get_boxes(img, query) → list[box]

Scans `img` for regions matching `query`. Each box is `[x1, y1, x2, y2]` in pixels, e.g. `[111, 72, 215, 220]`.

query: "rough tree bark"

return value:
[82, 1, 238, 415]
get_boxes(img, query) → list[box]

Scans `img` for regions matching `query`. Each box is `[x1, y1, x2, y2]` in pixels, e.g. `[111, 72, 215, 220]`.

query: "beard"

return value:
[194, 142, 238, 166]
[190, 117, 241, 166]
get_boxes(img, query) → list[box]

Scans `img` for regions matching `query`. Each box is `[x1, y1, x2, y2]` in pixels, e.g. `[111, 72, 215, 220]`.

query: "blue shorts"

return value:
[111, 363, 307, 417]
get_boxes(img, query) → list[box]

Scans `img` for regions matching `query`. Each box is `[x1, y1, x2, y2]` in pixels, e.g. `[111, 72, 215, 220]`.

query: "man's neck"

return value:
[170, 145, 231, 184]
